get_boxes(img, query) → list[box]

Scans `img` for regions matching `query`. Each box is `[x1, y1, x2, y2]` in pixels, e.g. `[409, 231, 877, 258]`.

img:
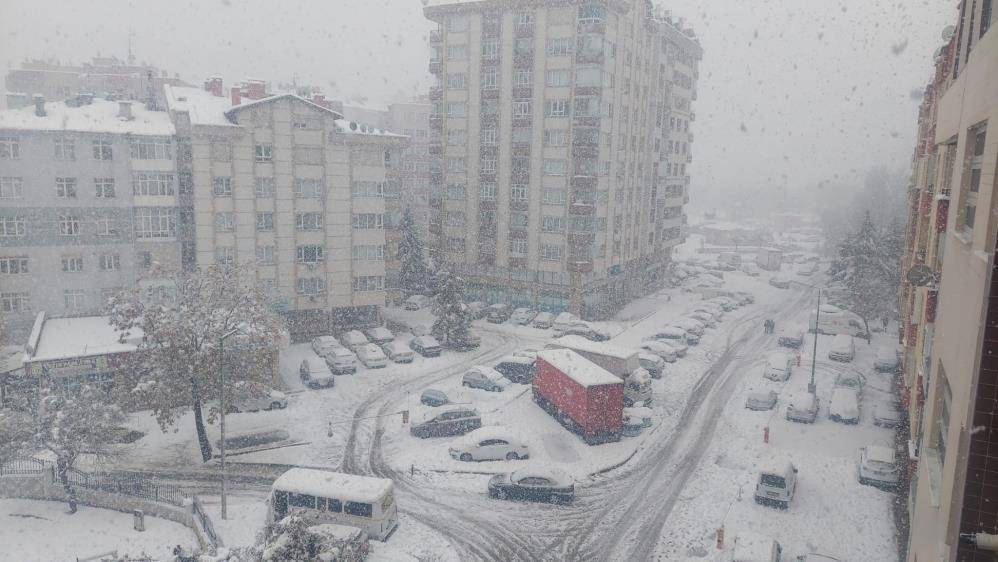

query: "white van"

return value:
[809, 304, 868, 337]
[732, 532, 783, 562]
[754, 459, 798, 509]
[763, 352, 793, 382]
[828, 334, 855, 362]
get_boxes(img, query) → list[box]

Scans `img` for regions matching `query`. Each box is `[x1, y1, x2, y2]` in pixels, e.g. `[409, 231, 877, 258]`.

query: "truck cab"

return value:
[624, 369, 653, 406]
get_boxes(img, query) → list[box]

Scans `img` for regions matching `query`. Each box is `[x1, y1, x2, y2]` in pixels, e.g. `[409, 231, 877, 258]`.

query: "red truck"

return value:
[533, 349, 624, 444]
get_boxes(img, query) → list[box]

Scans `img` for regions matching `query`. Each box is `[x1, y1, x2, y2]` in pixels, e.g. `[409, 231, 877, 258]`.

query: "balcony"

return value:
[510, 200, 529, 212]
[508, 228, 528, 238]
[514, 23, 534, 38]
[575, 51, 604, 65]
[429, 29, 443, 43]
[512, 86, 532, 99]
[479, 145, 498, 158]
[479, 199, 497, 211]
[480, 113, 499, 126]
[512, 117, 532, 128]
[479, 222, 497, 236]
[508, 257, 528, 269]
[513, 52, 534, 68]
[567, 260, 594, 273]
[577, 20, 606, 34]
[572, 143, 599, 159]
[429, 115, 443, 130]
[429, 87, 443, 101]
[428, 142, 442, 156]
[573, 116, 600, 128]
[511, 143, 531, 157]
[569, 202, 596, 216]
[575, 86, 601, 97]
[429, 59, 442, 74]
[481, 55, 500, 67]
[482, 18, 501, 36]
[571, 175, 598, 189]
[480, 87, 500, 100]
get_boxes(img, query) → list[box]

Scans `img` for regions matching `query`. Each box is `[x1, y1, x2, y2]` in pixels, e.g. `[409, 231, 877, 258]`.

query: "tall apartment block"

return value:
[423, 0, 700, 319]
[899, 3, 998, 560]
[0, 96, 185, 340]
[386, 100, 433, 240]
[164, 81, 407, 340]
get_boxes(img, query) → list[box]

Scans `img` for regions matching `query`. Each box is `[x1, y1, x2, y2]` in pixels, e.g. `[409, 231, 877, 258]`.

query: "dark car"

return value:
[420, 389, 450, 407]
[488, 468, 575, 504]
[410, 335, 443, 357]
[448, 332, 482, 351]
[494, 357, 536, 384]
[410, 407, 482, 438]
[486, 304, 512, 324]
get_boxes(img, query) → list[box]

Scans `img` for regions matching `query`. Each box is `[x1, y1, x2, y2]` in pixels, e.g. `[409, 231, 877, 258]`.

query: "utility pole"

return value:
[809, 288, 820, 394]
[218, 328, 240, 520]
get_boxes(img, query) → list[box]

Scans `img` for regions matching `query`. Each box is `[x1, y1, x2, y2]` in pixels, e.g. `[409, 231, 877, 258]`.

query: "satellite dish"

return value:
[906, 265, 937, 287]
[941, 25, 955, 41]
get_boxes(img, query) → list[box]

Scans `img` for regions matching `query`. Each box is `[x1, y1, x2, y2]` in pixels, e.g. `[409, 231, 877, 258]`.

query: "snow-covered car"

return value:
[745, 390, 778, 411]
[488, 468, 574, 504]
[493, 356, 536, 384]
[311, 336, 341, 357]
[834, 371, 865, 396]
[512, 348, 540, 361]
[733, 532, 783, 562]
[552, 312, 580, 333]
[364, 326, 394, 345]
[763, 352, 794, 382]
[709, 296, 737, 311]
[299, 358, 335, 389]
[532, 312, 555, 329]
[638, 353, 666, 379]
[486, 303, 512, 323]
[694, 304, 724, 320]
[382, 341, 415, 363]
[410, 406, 481, 438]
[685, 311, 717, 327]
[462, 366, 510, 392]
[671, 317, 706, 336]
[339, 330, 369, 352]
[858, 445, 900, 489]
[640, 341, 678, 363]
[410, 335, 442, 357]
[733, 291, 755, 305]
[785, 392, 819, 424]
[448, 332, 482, 351]
[420, 389, 449, 407]
[656, 339, 688, 357]
[448, 426, 530, 461]
[769, 277, 791, 289]
[828, 334, 856, 362]
[355, 343, 388, 368]
[510, 308, 538, 325]
[874, 345, 900, 372]
[409, 323, 432, 337]
[403, 295, 431, 310]
[229, 389, 287, 412]
[829, 388, 860, 424]
[777, 326, 806, 349]
[324, 346, 357, 375]
[754, 459, 798, 509]
[740, 263, 762, 277]
[467, 301, 488, 319]
[873, 403, 902, 427]
[650, 326, 688, 345]
[560, 323, 611, 342]
[796, 554, 842, 562]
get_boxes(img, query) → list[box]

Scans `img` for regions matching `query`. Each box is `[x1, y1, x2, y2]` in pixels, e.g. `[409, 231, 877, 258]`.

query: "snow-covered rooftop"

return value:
[536, 349, 621, 388]
[28, 316, 141, 362]
[271, 468, 393, 504]
[0, 99, 174, 135]
[164, 85, 237, 127]
[733, 532, 779, 561]
[549, 335, 638, 362]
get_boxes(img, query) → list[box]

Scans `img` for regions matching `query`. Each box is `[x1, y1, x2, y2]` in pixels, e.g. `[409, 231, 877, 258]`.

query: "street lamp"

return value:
[791, 280, 823, 394]
[218, 327, 240, 520]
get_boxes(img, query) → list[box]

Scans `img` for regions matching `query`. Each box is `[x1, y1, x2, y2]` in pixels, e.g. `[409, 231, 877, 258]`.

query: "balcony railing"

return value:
[429, 30, 443, 43]
[429, 60, 442, 74]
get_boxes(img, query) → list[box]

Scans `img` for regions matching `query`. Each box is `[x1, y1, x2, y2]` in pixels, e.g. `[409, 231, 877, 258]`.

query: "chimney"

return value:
[245, 80, 266, 100]
[230, 86, 241, 106]
[312, 93, 328, 108]
[204, 76, 223, 97]
[33, 94, 46, 117]
[118, 100, 134, 120]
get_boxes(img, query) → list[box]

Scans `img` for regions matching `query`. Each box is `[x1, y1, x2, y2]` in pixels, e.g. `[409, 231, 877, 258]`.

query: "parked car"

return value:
[510, 308, 538, 325]
[710, 296, 738, 311]
[650, 326, 688, 345]
[420, 388, 449, 407]
[486, 304, 512, 323]
[796, 554, 842, 562]
[552, 312, 580, 333]
[409, 323, 432, 337]
[745, 390, 778, 411]
[324, 346, 358, 375]
[493, 356, 536, 384]
[733, 291, 756, 304]
[874, 345, 900, 372]
[686, 311, 717, 327]
[561, 323, 611, 342]
[769, 277, 791, 289]
[356, 343, 388, 368]
[364, 326, 395, 345]
[467, 301, 488, 319]
[410, 335, 442, 357]
[672, 317, 705, 336]
[754, 459, 798, 509]
[512, 348, 540, 361]
[785, 392, 819, 424]
[764, 352, 794, 382]
[873, 403, 902, 427]
[462, 366, 510, 392]
[229, 389, 287, 412]
[410, 407, 482, 438]
[403, 294, 431, 310]
[449, 426, 530, 461]
[858, 445, 900, 489]
[834, 371, 865, 396]
[382, 341, 415, 363]
[829, 388, 860, 424]
[449, 332, 482, 351]
[311, 336, 341, 357]
[488, 468, 574, 504]
[340, 330, 369, 352]
[532, 312, 555, 329]
[638, 353, 666, 379]
[733, 533, 784, 562]
[828, 334, 856, 362]
[656, 339, 688, 358]
[740, 263, 762, 277]
[299, 358, 335, 389]
[640, 341, 678, 363]
[777, 326, 806, 349]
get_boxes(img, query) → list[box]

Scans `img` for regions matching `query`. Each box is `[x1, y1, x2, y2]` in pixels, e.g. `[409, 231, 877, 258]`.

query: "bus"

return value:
[268, 468, 399, 541]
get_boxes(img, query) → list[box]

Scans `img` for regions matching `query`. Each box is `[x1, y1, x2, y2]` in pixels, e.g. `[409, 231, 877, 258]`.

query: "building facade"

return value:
[0, 96, 183, 342]
[901, 2, 998, 561]
[423, 0, 700, 319]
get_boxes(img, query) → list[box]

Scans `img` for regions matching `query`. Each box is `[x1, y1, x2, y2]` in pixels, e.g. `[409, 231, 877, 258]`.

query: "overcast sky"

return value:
[1, 0, 954, 201]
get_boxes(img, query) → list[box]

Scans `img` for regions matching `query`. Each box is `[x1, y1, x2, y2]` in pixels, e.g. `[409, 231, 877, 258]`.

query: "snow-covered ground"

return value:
[0, 498, 197, 562]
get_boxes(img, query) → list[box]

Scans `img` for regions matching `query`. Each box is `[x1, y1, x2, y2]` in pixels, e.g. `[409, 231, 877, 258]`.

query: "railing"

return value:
[0, 457, 49, 477]
[66, 467, 189, 507]
[192, 495, 221, 547]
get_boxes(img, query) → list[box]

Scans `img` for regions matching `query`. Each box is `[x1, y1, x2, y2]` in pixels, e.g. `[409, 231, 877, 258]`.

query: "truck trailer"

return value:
[756, 248, 783, 271]
[533, 349, 624, 444]
[546, 335, 652, 406]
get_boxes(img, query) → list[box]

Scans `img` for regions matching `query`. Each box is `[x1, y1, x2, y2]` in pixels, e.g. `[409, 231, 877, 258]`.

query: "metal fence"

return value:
[66, 467, 189, 507]
[192, 495, 221, 548]
[0, 457, 50, 477]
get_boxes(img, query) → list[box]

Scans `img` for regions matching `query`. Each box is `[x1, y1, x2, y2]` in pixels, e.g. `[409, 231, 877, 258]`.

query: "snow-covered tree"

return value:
[254, 516, 369, 562]
[107, 264, 283, 462]
[832, 211, 900, 336]
[431, 269, 475, 349]
[397, 209, 430, 297]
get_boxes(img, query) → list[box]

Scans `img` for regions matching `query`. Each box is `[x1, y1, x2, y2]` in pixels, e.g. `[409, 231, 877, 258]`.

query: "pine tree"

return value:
[833, 212, 897, 337]
[431, 269, 475, 349]
[397, 209, 429, 297]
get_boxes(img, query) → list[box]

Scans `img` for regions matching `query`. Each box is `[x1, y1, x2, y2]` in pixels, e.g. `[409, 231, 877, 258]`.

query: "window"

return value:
[544, 129, 567, 146]
[542, 244, 563, 261]
[214, 212, 235, 232]
[58, 215, 80, 236]
[135, 208, 175, 238]
[545, 100, 569, 118]
[256, 245, 275, 265]
[481, 158, 497, 173]
[512, 156, 530, 173]
[1, 292, 30, 313]
[134, 173, 175, 196]
[344, 501, 373, 518]
[512, 100, 532, 118]
[511, 184, 529, 202]
[296, 212, 323, 230]
[546, 69, 572, 87]
[510, 212, 529, 229]
[445, 102, 467, 118]
[481, 68, 498, 90]
[297, 245, 325, 263]
[446, 73, 467, 89]
[256, 212, 274, 231]
[352, 213, 384, 229]
[212, 245, 233, 265]
[444, 212, 466, 227]
[508, 238, 527, 256]
[963, 127, 987, 235]
[352, 245, 385, 261]
[54, 138, 75, 160]
[544, 159, 567, 175]
[542, 215, 566, 232]
[574, 95, 601, 116]
[481, 128, 498, 146]
[212, 176, 233, 196]
[447, 129, 466, 146]
[543, 188, 566, 205]
[482, 39, 500, 59]
[512, 128, 532, 144]
[445, 183, 466, 200]
[446, 157, 466, 173]
[92, 138, 113, 160]
[547, 37, 573, 56]
[254, 144, 273, 163]
[64, 289, 86, 310]
[0, 177, 23, 199]
[99, 254, 120, 271]
[294, 146, 323, 165]
[130, 139, 172, 160]
[297, 277, 327, 296]
[255, 177, 275, 197]
[0, 256, 28, 274]
[296, 178, 324, 198]
[96, 217, 116, 236]
[446, 45, 468, 60]
[480, 182, 497, 200]
[1, 137, 21, 159]
[352, 276, 384, 292]
[383, 181, 400, 198]
[94, 178, 115, 198]
[513, 70, 533, 88]
[983, 0, 993, 37]
[448, 14, 468, 32]
[210, 141, 231, 161]
[56, 177, 77, 198]
[62, 256, 84, 272]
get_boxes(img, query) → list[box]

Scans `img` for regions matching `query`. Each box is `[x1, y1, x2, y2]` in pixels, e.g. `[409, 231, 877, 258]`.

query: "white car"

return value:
[858, 445, 900, 489]
[754, 459, 798, 509]
[685, 311, 717, 327]
[638, 353, 666, 379]
[657, 339, 688, 357]
[769, 277, 791, 289]
[640, 341, 678, 363]
[828, 334, 856, 362]
[745, 390, 778, 411]
[229, 389, 287, 412]
[364, 326, 395, 345]
[340, 330, 369, 352]
[324, 346, 357, 375]
[829, 388, 860, 424]
[650, 326, 688, 345]
[834, 371, 865, 397]
[532, 312, 555, 329]
[510, 308, 538, 325]
[672, 317, 705, 336]
[356, 343, 388, 368]
[873, 403, 902, 427]
[785, 392, 819, 424]
[764, 352, 793, 382]
[311, 336, 341, 357]
[448, 426, 530, 461]
[299, 358, 335, 389]
[462, 366, 510, 392]
[874, 346, 900, 372]
[382, 341, 415, 363]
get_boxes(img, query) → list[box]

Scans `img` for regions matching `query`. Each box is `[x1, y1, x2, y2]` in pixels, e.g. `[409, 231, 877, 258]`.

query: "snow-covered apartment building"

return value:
[423, 0, 700, 319]
[899, 3, 998, 561]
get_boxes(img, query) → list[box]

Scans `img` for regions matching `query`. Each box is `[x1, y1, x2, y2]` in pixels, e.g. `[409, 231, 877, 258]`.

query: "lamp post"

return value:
[791, 280, 823, 394]
[218, 327, 240, 520]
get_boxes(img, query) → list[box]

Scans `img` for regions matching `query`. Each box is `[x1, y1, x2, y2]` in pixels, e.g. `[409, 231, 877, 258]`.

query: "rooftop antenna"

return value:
[127, 27, 135, 65]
